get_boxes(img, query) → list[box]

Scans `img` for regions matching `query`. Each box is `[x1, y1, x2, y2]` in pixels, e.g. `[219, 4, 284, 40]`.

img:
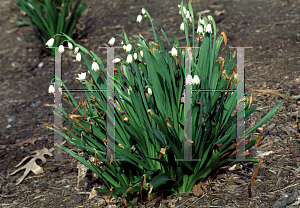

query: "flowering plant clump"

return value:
[12, 0, 86, 56]
[45, 0, 289, 206]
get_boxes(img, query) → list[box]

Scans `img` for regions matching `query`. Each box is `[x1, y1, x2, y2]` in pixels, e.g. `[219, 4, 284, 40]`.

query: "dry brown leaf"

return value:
[192, 182, 203, 196]
[166, 116, 173, 127]
[77, 162, 88, 186]
[254, 134, 264, 149]
[9, 147, 53, 185]
[214, 9, 226, 16]
[251, 158, 263, 192]
[88, 188, 97, 200]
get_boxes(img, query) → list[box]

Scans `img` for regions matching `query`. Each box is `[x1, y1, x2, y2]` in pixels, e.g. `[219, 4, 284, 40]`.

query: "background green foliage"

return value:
[12, 0, 86, 55]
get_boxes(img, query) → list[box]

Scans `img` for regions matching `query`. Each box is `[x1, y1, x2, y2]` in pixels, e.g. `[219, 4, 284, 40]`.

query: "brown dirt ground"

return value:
[0, 0, 300, 207]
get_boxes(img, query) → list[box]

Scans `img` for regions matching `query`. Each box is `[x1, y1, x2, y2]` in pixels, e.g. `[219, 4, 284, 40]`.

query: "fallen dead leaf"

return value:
[9, 147, 53, 185]
[214, 9, 226, 16]
[192, 182, 203, 196]
[77, 162, 88, 187]
[254, 134, 264, 149]
[251, 158, 263, 192]
[88, 188, 97, 200]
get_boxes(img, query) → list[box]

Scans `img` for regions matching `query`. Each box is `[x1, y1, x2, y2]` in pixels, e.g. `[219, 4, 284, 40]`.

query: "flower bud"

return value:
[76, 53, 81, 62]
[74, 47, 79, 54]
[180, 22, 184, 31]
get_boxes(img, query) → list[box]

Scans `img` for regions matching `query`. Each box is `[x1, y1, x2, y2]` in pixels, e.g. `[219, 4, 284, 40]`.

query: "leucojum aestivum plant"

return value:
[45, 1, 289, 206]
[12, 0, 86, 56]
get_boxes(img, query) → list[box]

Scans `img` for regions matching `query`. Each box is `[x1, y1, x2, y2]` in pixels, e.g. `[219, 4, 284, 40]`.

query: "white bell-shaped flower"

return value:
[58, 45, 64, 53]
[126, 54, 133, 63]
[68, 42, 73, 49]
[171, 47, 177, 57]
[91, 62, 99, 71]
[108, 37, 115, 46]
[186, 75, 193, 85]
[76, 72, 86, 82]
[46, 38, 54, 47]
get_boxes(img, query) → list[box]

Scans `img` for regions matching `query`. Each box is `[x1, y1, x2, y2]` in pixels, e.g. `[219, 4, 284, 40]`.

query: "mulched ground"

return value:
[0, 0, 300, 207]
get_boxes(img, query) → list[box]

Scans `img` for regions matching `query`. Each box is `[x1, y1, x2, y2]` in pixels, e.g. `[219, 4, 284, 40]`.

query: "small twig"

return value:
[186, 194, 207, 207]
[270, 183, 299, 194]
[0, 193, 18, 198]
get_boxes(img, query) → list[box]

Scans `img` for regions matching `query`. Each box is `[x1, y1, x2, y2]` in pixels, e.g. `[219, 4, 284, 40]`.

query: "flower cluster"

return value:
[46, 5, 210, 94]
[197, 15, 213, 35]
[177, 4, 213, 35]
[136, 8, 147, 23]
[186, 75, 200, 85]
[178, 4, 192, 31]
[48, 84, 62, 94]
[45, 38, 82, 61]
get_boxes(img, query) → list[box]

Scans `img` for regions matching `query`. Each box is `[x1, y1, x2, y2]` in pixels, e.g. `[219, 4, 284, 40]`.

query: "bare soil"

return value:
[0, 0, 300, 207]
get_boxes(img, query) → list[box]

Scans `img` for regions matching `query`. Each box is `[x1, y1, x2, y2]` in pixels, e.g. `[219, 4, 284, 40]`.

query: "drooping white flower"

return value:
[140, 50, 144, 57]
[58, 45, 64, 53]
[46, 38, 54, 47]
[186, 11, 190, 19]
[206, 24, 212, 33]
[76, 53, 81, 62]
[179, 5, 187, 15]
[76, 72, 86, 82]
[74, 47, 79, 54]
[133, 53, 138, 60]
[208, 15, 212, 21]
[108, 37, 115, 46]
[147, 88, 152, 95]
[91, 62, 99, 71]
[141, 8, 146, 15]
[192, 75, 200, 85]
[123, 45, 126, 50]
[125, 44, 132, 52]
[171, 47, 177, 57]
[68, 42, 73, 49]
[126, 54, 133, 63]
[199, 18, 205, 25]
[186, 75, 193, 85]
[197, 25, 204, 34]
[121, 41, 124, 45]
[180, 22, 184, 31]
[189, 17, 192, 22]
[48, 85, 55, 94]
[136, 15, 142, 23]
[112, 58, 121, 63]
